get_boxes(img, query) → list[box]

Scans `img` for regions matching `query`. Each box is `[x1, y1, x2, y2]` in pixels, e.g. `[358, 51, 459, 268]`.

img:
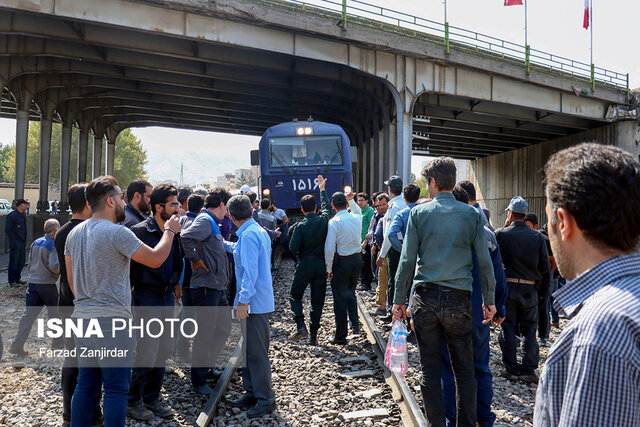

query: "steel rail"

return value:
[356, 295, 428, 427]
[194, 337, 244, 427]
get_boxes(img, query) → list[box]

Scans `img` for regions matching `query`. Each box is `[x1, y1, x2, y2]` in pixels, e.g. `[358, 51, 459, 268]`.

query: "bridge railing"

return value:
[275, 0, 629, 92]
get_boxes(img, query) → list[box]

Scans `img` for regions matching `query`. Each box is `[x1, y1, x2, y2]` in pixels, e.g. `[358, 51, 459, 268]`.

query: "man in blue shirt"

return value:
[5, 198, 29, 286]
[534, 143, 640, 426]
[224, 195, 276, 419]
[387, 184, 420, 256]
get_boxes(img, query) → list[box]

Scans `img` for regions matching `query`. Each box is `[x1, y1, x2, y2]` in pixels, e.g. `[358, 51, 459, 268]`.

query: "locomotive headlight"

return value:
[296, 127, 305, 136]
[344, 185, 352, 194]
[304, 127, 313, 135]
[263, 188, 271, 196]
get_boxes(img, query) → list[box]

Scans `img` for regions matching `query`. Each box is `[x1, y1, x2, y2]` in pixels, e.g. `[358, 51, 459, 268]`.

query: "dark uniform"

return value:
[5, 208, 27, 285]
[495, 221, 550, 378]
[287, 190, 331, 343]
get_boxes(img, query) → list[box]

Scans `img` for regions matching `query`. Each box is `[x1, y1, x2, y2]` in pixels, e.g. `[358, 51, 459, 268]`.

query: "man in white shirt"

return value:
[376, 175, 407, 321]
[324, 177, 362, 345]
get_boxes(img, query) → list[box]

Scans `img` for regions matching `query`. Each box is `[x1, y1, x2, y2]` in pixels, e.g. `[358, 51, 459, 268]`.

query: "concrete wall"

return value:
[471, 120, 639, 229]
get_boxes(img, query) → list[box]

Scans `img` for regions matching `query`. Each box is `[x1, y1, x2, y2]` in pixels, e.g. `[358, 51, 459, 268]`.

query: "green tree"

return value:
[2, 122, 147, 190]
[236, 173, 256, 187]
[113, 128, 148, 189]
[415, 175, 430, 198]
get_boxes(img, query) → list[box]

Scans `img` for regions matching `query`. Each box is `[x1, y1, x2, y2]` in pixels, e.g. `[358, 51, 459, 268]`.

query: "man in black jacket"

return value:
[5, 198, 29, 286]
[127, 184, 184, 421]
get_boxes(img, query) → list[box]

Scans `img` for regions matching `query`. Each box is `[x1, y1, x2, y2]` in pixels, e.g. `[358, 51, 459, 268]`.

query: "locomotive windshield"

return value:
[268, 135, 343, 168]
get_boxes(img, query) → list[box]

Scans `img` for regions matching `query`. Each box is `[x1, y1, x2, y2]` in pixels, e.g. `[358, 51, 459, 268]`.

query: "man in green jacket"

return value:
[356, 192, 374, 291]
[287, 175, 332, 345]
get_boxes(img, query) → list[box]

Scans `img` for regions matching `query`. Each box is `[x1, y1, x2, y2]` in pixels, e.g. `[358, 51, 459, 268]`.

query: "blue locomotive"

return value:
[250, 119, 354, 213]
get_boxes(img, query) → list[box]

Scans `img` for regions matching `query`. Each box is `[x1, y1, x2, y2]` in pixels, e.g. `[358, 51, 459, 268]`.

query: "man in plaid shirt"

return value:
[534, 143, 640, 426]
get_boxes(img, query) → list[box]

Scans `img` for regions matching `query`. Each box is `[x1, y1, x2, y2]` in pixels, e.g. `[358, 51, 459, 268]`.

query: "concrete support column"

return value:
[401, 112, 412, 185]
[78, 129, 89, 183]
[381, 119, 390, 186]
[93, 135, 104, 179]
[357, 141, 364, 191]
[14, 110, 29, 202]
[370, 132, 378, 193]
[59, 122, 72, 209]
[37, 117, 53, 213]
[388, 122, 397, 179]
[106, 141, 116, 176]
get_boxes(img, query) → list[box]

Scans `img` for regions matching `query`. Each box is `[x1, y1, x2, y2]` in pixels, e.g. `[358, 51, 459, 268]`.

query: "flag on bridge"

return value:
[583, 0, 590, 29]
[504, 0, 523, 5]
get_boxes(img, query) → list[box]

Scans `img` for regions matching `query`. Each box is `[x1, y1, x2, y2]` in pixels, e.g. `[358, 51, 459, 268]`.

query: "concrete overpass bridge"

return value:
[0, 0, 636, 224]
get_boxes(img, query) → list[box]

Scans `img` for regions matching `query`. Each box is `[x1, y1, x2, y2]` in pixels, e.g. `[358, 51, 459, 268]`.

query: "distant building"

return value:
[216, 173, 236, 190]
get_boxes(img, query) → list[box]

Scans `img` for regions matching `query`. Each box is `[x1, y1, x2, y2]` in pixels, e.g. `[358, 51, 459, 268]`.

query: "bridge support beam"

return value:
[37, 117, 53, 213]
[106, 141, 116, 176]
[401, 112, 412, 185]
[93, 134, 104, 179]
[14, 109, 29, 203]
[371, 131, 379, 193]
[59, 120, 72, 209]
[78, 129, 89, 183]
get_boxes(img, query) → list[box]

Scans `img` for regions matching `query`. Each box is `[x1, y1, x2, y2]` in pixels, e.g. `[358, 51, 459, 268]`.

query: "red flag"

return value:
[504, 0, 523, 5]
[583, 0, 590, 29]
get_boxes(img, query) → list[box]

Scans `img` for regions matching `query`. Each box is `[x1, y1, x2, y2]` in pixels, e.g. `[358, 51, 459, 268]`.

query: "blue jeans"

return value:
[442, 323, 495, 426]
[13, 283, 59, 349]
[8, 243, 25, 284]
[72, 317, 135, 427]
[190, 287, 231, 387]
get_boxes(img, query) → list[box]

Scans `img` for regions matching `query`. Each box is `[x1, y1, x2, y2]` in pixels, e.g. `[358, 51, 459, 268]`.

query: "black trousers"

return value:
[537, 272, 552, 339]
[330, 254, 362, 340]
[290, 258, 327, 332]
[386, 247, 401, 312]
[360, 244, 373, 288]
[412, 284, 476, 427]
[499, 282, 539, 376]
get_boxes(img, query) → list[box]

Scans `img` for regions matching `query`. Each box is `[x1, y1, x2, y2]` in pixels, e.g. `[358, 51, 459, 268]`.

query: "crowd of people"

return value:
[2, 141, 639, 427]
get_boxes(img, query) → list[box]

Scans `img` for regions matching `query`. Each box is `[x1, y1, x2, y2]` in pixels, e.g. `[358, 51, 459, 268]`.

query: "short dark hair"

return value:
[260, 198, 271, 210]
[422, 157, 456, 191]
[332, 192, 347, 210]
[187, 194, 205, 213]
[376, 193, 390, 203]
[150, 184, 178, 214]
[356, 192, 370, 202]
[458, 180, 476, 201]
[524, 213, 538, 225]
[371, 192, 381, 203]
[126, 179, 151, 202]
[300, 195, 316, 213]
[403, 184, 420, 204]
[482, 208, 491, 222]
[67, 183, 88, 214]
[227, 195, 253, 221]
[86, 176, 119, 211]
[245, 191, 257, 205]
[544, 142, 640, 251]
[177, 186, 192, 205]
[205, 187, 231, 209]
[452, 185, 469, 204]
[512, 212, 526, 221]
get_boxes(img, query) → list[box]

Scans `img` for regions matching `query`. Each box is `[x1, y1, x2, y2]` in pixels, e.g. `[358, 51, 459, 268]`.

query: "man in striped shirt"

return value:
[534, 143, 640, 426]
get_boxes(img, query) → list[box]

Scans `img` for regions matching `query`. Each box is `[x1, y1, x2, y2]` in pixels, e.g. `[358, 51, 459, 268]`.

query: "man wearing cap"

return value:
[324, 178, 363, 345]
[376, 175, 406, 322]
[5, 199, 30, 287]
[495, 196, 550, 383]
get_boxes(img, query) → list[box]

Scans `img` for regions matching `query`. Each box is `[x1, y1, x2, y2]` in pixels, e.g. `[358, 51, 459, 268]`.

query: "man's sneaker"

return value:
[501, 371, 520, 382]
[539, 338, 549, 347]
[127, 402, 154, 421]
[206, 369, 223, 382]
[247, 400, 276, 418]
[520, 372, 540, 384]
[287, 327, 309, 342]
[329, 337, 347, 345]
[8, 344, 27, 357]
[8, 282, 18, 288]
[145, 400, 172, 418]
[194, 384, 213, 396]
[229, 394, 257, 409]
[309, 333, 318, 346]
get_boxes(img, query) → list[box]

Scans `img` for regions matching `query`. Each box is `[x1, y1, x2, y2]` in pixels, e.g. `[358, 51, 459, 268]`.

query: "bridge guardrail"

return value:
[273, 0, 628, 92]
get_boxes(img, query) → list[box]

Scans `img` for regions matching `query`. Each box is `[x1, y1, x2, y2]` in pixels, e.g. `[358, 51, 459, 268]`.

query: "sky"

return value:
[0, 0, 637, 184]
